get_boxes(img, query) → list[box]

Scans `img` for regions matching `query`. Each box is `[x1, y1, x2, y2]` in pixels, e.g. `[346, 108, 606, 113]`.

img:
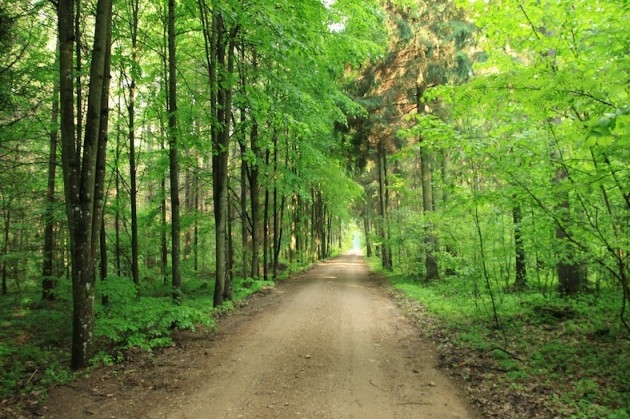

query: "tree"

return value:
[57, 0, 113, 369]
[167, 0, 182, 301]
[346, 0, 474, 275]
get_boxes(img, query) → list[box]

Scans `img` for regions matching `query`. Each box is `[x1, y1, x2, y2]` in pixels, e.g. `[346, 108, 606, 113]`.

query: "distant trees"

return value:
[345, 0, 474, 278]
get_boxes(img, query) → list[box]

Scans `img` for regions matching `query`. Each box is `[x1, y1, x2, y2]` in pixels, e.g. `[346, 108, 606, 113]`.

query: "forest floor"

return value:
[34, 253, 480, 419]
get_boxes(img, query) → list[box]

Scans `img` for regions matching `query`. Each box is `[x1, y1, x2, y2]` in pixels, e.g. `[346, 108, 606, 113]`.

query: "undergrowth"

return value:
[372, 258, 630, 419]
[0, 273, 276, 408]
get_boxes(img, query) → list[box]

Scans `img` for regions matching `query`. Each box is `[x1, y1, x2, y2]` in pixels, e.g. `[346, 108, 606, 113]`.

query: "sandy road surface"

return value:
[41, 253, 477, 419]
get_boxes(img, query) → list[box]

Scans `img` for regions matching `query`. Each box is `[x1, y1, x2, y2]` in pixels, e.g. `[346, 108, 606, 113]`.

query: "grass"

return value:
[370, 258, 630, 419]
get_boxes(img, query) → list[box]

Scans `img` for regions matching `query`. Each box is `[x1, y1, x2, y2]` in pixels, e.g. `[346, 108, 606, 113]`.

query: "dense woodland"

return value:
[1, 0, 629, 417]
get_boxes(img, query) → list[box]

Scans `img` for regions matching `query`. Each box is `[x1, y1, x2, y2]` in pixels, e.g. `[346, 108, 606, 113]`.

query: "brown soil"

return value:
[37, 253, 479, 419]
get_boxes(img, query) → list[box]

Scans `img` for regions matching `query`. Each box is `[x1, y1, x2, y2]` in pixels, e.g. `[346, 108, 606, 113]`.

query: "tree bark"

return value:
[250, 120, 261, 278]
[167, 0, 182, 301]
[128, 0, 140, 285]
[377, 141, 392, 270]
[42, 77, 59, 301]
[513, 203, 527, 289]
[263, 148, 270, 280]
[553, 164, 584, 295]
[420, 144, 438, 280]
[212, 16, 237, 306]
[58, 0, 113, 369]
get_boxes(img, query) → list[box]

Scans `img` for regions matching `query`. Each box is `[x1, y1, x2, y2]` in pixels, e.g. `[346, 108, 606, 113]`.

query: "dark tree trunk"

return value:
[441, 149, 457, 275]
[42, 78, 59, 301]
[420, 145, 438, 280]
[160, 166, 168, 284]
[58, 0, 113, 369]
[364, 213, 372, 257]
[128, 0, 139, 285]
[239, 144, 249, 279]
[193, 165, 200, 272]
[249, 121, 260, 278]
[554, 166, 584, 295]
[1, 208, 9, 295]
[211, 16, 237, 306]
[263, 148, 270, 281]
[167, 0, 182, 301]
[376, 142, 392, 270]
[513, 203, 527, 289]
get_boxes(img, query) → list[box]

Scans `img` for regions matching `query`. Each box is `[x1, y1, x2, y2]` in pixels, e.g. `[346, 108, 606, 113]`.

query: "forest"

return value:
[1, 0, 629, 418]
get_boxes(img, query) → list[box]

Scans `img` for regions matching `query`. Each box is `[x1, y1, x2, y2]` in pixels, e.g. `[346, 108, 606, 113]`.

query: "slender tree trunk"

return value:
[99, 216, 107, 281]
[376, 141, 392, 270]
[128, 0, 140, 285]
[513, 203, 527, 289]
[160, 165, 168, 284]
[74, 0, 82, 161]
[225, 195, 234, 300]
[97, 22, 112, 292]
[42, 78, 59, 301]
[263, 148, 270, 280]
[420, 144, 438, 280]
[239, 144, 249, 278]
[249, 120, 260, 278]
[212, 16, 237, 306]
[441, 149, 457, 275]
[167, 0, 182, 301]
[364, 210, 372, 257]
[1, 207, 9, 295]
[193, 164, 200, 272]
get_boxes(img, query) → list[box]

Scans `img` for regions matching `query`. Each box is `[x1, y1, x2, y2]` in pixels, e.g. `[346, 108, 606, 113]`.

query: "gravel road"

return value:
[41, 252, 477, 419]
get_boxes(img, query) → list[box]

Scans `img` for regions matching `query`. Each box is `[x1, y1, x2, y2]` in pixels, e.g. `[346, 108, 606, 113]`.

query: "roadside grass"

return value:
[0, 273, 276, 410]
[370, 259, 630, 419]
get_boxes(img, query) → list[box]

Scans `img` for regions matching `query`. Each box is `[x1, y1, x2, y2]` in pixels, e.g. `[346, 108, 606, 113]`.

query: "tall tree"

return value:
[42, 76, 59, 301]
[57, 0, 113, 369]
[127, 0, 140, 285]
[167, 0, 182, 301]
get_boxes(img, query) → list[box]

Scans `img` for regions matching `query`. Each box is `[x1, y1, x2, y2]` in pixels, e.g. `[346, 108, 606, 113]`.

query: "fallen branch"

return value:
[488, 346, 523, 361]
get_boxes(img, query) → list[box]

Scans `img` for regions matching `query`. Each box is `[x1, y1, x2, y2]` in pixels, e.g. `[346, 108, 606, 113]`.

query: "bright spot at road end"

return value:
[352, 231, 361, 253]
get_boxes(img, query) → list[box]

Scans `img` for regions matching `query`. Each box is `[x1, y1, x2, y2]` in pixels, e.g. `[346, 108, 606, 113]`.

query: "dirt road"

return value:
[41, 253, 477, 419]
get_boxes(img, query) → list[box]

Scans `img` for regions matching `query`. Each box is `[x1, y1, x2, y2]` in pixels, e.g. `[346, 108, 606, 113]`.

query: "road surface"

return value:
[41, 252, 477, 419]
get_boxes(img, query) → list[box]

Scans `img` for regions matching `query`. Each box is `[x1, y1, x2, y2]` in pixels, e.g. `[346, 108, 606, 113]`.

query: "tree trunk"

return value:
[160, 164, 168, 284]
[420, 144, 438, 280]
[42, 78, 59, 301]
[193, 164, 200, 272]
[554, 165, 584, 295]
[167, 0, 182, 301]
[212, 16, 237, 306]
[513, 203, 527, 289]
[363, 210, 372, 257]
[376, 141, 392, 270]
[250, 121, 261, 278]
[1, 207, 9, 295]
[58, 0, 113, 369]
[441, 149, 457, 275]
[239, 143, 249, 279]
[128, 0, 140, 285]
[263, 148, 270, 280]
